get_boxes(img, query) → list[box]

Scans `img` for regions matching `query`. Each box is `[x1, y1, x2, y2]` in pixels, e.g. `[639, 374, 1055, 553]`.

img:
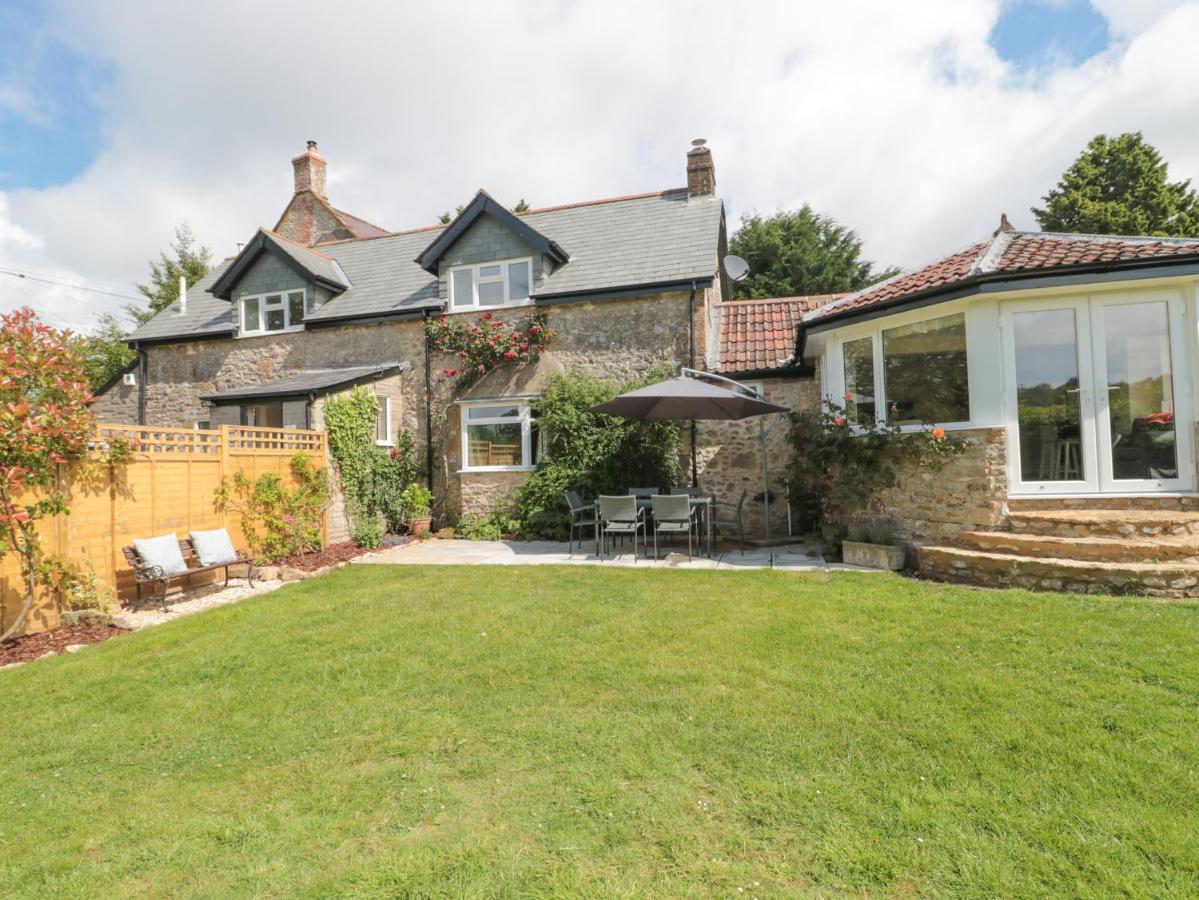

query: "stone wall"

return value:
[866, 427, 1008, 547]
[90, 378, 138, 423]
[696, 375, 820, 538]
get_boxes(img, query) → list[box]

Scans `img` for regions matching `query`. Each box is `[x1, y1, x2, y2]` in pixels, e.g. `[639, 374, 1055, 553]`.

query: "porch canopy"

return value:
[589, 369, 788, 538]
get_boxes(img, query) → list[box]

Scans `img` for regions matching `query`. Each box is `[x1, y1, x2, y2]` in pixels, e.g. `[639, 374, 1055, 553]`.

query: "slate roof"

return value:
[806, 223, 1199, 329]
[209, 230, 349, 300]
[719, 295, 843, 374]
[201, 363, 407, 402]
[129, 261, 238, 342]
[130, 189, 722, 343]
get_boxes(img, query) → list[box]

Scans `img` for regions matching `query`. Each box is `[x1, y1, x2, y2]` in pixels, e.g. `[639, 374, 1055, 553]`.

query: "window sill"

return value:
[375, 440, 393, 447]
[458, 465, 535, 474]
[445, 299, 535, 316]
[237, 326, 305, 339]
[848, 421, 981, 435]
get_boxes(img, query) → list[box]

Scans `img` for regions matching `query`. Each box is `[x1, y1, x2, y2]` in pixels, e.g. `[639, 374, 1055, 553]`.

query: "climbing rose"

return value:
[834, 416, 847, 426]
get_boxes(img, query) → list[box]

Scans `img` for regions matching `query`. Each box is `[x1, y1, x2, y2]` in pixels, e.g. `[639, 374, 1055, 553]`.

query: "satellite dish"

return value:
[723, 254, 750, 282]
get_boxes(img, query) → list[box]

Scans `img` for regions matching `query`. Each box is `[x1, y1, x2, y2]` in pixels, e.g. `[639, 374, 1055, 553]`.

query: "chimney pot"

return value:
[292, 140, 327, 199]
[687, 138, 715, 197]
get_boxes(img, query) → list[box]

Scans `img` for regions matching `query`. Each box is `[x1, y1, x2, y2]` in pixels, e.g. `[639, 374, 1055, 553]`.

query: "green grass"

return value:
[1, 567, 1197, 897]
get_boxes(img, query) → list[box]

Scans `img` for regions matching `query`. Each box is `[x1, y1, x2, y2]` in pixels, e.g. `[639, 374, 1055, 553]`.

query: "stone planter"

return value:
[843, 540, 906, 571]
[410, 517, 432, 537]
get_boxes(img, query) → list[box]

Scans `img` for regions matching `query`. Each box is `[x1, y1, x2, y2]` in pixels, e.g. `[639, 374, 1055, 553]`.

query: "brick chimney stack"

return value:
[292, 140, 327, 199]
[686, 138, 716, 197]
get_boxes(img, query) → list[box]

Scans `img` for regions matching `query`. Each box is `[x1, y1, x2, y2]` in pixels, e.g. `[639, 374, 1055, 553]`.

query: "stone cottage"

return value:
[95, 140, 814, 539]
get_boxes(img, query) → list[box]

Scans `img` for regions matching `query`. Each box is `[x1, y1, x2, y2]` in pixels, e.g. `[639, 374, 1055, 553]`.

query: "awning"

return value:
[201, 363, 408, 403]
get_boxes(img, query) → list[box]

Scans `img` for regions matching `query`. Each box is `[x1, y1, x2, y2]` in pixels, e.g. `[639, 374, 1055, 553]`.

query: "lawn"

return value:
[1, 566, 1196, 897]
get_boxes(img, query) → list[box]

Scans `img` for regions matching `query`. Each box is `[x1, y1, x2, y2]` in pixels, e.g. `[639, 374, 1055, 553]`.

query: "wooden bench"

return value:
[123, 538, 255, 612]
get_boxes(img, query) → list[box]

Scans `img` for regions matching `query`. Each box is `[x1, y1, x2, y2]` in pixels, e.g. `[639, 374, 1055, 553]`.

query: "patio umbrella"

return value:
[589, 376, 786, 421]
[589, 369, 789, 538]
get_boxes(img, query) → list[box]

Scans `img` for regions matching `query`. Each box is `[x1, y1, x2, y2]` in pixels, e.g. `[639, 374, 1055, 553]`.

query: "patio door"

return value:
[1003, 292, 1192, 495]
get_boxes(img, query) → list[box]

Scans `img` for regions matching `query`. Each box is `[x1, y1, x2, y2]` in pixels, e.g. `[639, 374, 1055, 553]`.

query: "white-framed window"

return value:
[459, 399, 539, 471]
[448, 257, 533, 311]
[833, 310, 971, 428]
[375, 396, 393, 446]
[239, 289, 307, 337]
[194, 420, 212, 431]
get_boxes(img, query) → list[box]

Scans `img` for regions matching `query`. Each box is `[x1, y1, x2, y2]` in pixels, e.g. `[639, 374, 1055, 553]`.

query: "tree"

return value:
[729, 206, 897, 299]
[131, 222, 212, 325]
[80, 313, 136, 391]
[1033, 132, 1199, 236]
[0, 308, 97, 642]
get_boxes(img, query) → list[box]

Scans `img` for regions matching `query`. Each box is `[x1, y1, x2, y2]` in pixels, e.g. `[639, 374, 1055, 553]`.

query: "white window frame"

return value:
[238, 289, 307, 338]
[458, 398, 538, 472]
[828, 304, 975, 432]
[447, 257, 534, 311]
[375, 396, 393, 446]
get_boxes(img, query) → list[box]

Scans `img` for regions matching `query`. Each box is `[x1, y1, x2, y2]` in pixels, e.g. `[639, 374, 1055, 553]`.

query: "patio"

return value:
[360, 538, 865, 571]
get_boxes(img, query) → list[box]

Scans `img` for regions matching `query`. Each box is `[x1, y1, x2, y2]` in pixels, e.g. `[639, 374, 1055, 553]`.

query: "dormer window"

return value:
[240, 289, 307, 337]
[449, 257, 532, 311]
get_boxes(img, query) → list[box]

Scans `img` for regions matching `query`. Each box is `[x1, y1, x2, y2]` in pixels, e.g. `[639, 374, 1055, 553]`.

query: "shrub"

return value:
[0, 308, 102, 641]
[215, 453, 330, 562]
[455, 510, 521, 541]
[514, 368, 682, 540]
[353, 520, 383, 549]
[400, 483, 433, 522]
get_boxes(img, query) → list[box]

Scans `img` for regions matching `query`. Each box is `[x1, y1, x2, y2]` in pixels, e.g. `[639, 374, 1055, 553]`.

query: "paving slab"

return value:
[357, 539, 872, 573]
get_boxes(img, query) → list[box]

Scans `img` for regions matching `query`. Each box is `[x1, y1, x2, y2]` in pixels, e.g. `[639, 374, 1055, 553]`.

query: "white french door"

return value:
[1003, 291, 1192, 495]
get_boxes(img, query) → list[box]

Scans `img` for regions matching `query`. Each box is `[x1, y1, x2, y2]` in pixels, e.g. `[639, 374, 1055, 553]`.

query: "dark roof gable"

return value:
[209, 229, 350, 301]
[415, 190, 569, 275]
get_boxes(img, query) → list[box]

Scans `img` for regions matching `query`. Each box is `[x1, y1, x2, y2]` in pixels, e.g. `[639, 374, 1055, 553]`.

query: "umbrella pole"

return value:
[759, 418, 771, 541]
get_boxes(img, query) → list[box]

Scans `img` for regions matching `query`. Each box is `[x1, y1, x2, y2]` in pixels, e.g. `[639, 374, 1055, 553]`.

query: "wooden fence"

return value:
[0, 424, 329, 636]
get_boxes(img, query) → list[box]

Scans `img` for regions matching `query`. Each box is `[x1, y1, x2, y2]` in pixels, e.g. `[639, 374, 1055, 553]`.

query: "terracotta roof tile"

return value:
[719, 295, 843, 374]
[806, 228, 1199, 326]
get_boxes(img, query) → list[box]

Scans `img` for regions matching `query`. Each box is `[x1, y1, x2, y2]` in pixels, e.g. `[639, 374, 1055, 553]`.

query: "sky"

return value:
[1, 0, 1197, 331]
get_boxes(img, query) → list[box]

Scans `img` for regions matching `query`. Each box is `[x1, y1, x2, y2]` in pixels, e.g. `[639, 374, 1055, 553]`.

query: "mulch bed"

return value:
[274, 541, 386, 572]
[0, 623, 129, 667]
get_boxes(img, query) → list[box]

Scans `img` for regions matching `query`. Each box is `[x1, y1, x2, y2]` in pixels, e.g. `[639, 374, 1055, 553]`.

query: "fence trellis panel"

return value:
[1, 424, 329, 636]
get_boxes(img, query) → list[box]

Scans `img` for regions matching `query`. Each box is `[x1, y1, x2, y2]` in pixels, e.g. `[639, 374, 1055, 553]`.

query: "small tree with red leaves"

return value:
[0, 308, 97, 642]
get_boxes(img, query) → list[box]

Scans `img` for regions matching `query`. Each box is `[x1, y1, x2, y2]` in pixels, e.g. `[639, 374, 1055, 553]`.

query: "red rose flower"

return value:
[477, 364, 485, 373]
[529, 324, 541, 335]
[482, 311, 493, 320]
[503, 350, 517, 361]
[834, 416, 847, 426]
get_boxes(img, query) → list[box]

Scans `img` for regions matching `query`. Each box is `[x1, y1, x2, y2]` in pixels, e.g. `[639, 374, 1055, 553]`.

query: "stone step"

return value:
[917, 545, 1199, 598]
[1008, 496, 1199, 512]
[1007, 508, 1199, 539]
[958, 530, 1199, 564]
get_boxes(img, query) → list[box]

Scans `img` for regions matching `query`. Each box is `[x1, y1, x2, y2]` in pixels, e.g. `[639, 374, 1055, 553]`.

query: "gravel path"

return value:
[111, 579, 285, 630]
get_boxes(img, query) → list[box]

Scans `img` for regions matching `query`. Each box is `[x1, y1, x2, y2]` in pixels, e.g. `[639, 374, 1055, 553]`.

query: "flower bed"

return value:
[0, 622, 129, 667]
[273, 541, 382, 573]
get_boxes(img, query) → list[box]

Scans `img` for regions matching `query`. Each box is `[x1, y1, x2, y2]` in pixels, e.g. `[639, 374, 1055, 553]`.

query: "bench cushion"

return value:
[133, 533, 188, 576]
[189, 528, 238, 567]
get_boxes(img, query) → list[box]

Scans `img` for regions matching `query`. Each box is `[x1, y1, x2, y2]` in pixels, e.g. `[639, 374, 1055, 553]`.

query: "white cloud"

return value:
[2, 0, 1199, 327]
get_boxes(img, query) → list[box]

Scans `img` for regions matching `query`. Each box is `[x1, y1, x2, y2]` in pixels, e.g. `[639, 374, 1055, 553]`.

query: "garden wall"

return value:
[0, 424, 329, 637]
[864, 426, 1008, 547]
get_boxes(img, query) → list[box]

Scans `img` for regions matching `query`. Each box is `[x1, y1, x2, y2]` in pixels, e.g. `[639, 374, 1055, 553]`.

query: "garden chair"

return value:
[597, 495, 645, 560]
[564, 490, 598, 555]
[710, 490, 748, 554]
[651, 494, 698, 561]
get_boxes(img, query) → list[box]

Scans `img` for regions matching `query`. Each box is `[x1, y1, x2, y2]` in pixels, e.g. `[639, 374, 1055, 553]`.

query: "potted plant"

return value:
[401, 483, 434, 537]
[841, 520, 905, 571]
